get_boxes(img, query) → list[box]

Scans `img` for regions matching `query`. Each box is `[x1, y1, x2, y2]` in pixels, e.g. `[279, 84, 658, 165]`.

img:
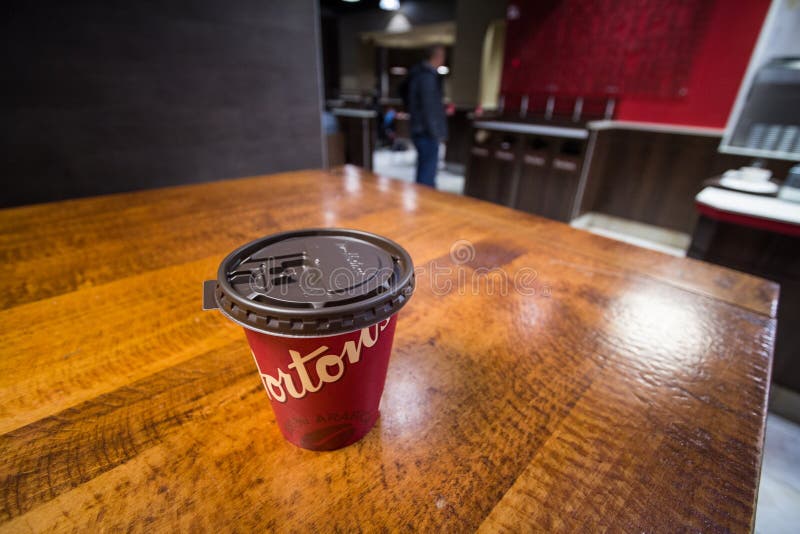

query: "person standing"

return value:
[408, 45, 448, 187]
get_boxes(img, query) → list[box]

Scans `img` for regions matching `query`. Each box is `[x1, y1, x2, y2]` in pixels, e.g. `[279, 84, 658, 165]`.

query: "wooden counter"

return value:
[690, 186, 800, 393]
[0, 167, 777, 531]
[463, 118, 794, 230]
[332, 108, 376, 171]
[464, 120, 589, 222]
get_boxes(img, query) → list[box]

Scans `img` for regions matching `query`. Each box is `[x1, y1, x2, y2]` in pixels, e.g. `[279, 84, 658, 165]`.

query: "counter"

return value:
[694, 186, 800, 236]
[463, 117, 795, 232]
[465, 119, 589, 221]
[472, 120, 589, 139]
[689, 185, 800, 392]
[331, 108, 377, 170]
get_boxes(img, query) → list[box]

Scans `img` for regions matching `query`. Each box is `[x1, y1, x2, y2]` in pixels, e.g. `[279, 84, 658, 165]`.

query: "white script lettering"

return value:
[258, 318, 391, 403]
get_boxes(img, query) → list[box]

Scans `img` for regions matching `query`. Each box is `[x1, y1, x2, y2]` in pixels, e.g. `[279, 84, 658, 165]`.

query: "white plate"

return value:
[738, 166, 772, 181]
[719, 177, 779, 194]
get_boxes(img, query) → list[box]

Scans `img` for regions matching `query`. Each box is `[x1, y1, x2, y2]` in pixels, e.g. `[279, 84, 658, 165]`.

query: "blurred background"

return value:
[2, 2, 799, 530]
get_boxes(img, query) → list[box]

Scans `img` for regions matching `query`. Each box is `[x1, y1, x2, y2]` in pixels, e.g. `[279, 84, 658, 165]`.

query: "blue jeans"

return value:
[413, 134, 439, 187]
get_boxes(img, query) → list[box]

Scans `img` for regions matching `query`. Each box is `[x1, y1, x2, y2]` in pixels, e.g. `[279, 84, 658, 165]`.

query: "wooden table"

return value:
[0, 167, 776, 532]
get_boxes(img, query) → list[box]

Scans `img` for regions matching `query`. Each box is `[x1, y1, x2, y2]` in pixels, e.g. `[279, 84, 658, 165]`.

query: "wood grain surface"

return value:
[0, 167, 777, 532]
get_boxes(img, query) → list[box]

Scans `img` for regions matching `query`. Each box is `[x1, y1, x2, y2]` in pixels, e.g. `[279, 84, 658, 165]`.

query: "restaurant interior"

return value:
[2, 0, 799, 531]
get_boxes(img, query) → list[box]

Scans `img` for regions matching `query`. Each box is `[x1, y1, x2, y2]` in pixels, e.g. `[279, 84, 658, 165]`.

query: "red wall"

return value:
[502, 0, 770, 128]
[615, 0, 770, 127]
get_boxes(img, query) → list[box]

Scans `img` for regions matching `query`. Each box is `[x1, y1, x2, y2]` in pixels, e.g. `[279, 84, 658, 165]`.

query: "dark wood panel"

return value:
[517, 137, 584, 222]
[444, 109, 472, 168]
[580, 129, 794, 233]
[514, 138, 553, 217]
[326, 133, 346, 168]
[466, 127, 587, 222]
[1, 0, 323, 208]
[337, 115, 376, 170]
[464, 129, 520, 206]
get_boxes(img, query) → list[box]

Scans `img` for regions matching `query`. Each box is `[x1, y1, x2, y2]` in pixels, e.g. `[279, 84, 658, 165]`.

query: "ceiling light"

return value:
[380, 0, 400, 11]
[386, 13, 411, 32]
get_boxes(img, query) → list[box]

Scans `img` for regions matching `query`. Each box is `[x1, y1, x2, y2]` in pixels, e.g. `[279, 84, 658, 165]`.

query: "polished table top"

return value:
[0, 167, 777, 532]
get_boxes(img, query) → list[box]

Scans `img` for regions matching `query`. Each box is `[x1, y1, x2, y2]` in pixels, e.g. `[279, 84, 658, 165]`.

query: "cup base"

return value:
[285, 410, 380, 451]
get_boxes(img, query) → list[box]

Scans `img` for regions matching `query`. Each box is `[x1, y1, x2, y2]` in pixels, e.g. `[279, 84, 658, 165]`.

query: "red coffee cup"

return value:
[203, 229, 415, 451]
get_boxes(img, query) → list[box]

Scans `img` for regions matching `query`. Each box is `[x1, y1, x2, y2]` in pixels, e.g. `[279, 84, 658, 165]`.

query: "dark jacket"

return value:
[408, 63, 448, 140]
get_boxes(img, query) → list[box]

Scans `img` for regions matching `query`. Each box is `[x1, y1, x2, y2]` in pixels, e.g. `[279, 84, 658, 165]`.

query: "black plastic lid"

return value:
[207, 229, 415, 337]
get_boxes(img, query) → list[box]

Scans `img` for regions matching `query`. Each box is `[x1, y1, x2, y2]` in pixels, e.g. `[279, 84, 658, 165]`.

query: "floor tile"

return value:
[372, 146, 465, 195]
[755, 413, 800, 533]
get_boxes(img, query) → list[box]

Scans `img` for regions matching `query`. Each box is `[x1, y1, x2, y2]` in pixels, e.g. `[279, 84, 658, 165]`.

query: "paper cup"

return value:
[244, 315, 398, 450]
[203, 229, 414, 450]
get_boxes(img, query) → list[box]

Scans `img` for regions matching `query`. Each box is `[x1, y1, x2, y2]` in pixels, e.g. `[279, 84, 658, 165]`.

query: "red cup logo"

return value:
[255, 318, 392, 403]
